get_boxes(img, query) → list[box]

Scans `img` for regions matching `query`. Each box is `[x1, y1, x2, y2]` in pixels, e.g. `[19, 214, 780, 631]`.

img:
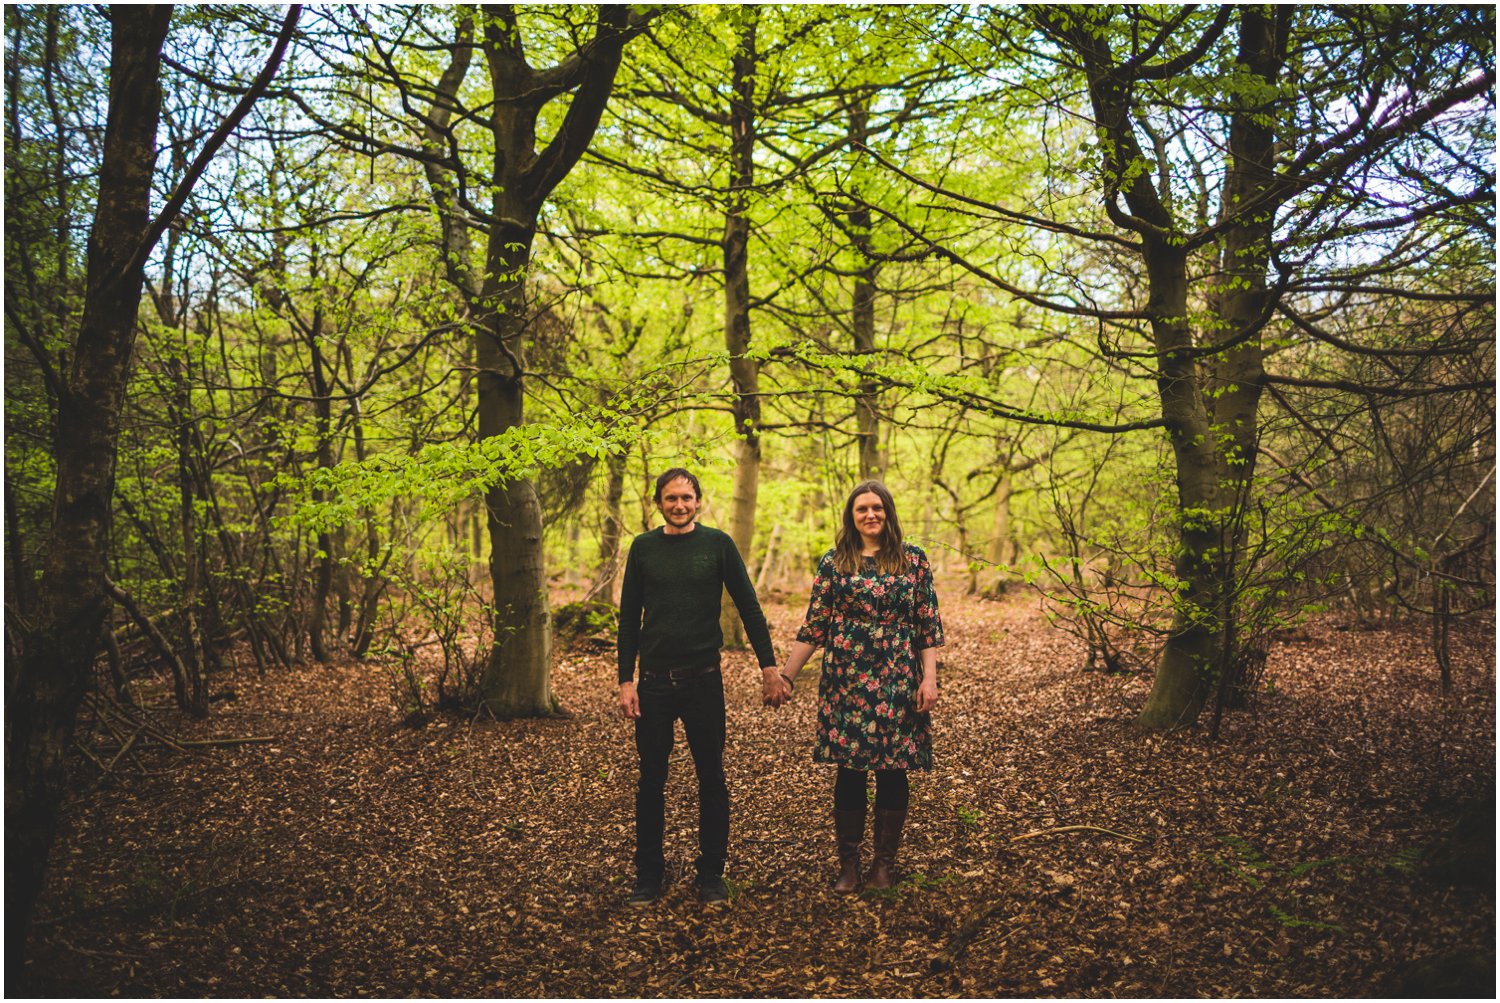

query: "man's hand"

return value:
[761, 667, 792, 708]
[619, 681, 640, 719]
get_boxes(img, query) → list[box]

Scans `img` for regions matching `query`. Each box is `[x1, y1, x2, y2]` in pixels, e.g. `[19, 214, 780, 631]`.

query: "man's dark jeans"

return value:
[634, 669, 728, 883]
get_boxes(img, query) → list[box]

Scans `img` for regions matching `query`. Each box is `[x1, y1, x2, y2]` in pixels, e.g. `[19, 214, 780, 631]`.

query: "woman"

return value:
[779, 481, 943, 893]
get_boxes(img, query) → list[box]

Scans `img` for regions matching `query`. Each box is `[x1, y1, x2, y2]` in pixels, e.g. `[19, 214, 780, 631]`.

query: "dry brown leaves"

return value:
[19, 591, 1495, 997]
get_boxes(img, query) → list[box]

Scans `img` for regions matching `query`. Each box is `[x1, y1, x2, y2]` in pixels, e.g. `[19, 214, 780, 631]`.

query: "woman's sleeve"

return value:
[913, 546, 945, 650]
[794, 552, 838, 646]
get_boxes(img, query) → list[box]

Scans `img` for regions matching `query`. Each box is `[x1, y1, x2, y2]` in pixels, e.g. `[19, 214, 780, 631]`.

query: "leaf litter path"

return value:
[22, 593, 1494, 997]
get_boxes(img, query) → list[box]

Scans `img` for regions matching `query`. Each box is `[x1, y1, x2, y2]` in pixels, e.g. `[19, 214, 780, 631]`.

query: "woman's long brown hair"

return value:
[832, 480, 906, 575]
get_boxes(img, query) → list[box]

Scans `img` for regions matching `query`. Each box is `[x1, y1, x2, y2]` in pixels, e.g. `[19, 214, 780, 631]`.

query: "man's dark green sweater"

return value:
[617, 524, 776, 683]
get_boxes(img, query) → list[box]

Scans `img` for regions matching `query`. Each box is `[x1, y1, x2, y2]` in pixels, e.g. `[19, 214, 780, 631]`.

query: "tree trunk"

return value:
[985, 471, 1015, 595]
[5, 3, 173, 955]
[847, 96, 883, 480]
[415, 6, 637, 715]
[1134, 239, 1220, 729]
[304, 292, 336, 664]
[852, 267, 882, 480]
[5, 475, 32, 620]
[754, 522, 782, 594]
[173, 366, 208, 715]
[470, 10, 553, 715]
[588, 448, 627, 606]
[347, 346, 383, 658]
[721, 17, 760, 647]
[1135, 8, 1287, 729]
[1205, 7, 1287, 706]
[1048, 8, 1288, 730]
[475, 225, 555, 715]
[154, 121, 207, 714]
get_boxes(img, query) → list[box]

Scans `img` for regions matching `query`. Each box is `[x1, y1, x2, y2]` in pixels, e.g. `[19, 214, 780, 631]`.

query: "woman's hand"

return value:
[915, 676, 939, 713]
[761, 666, 792, 708]
[915, 646, 940, 713]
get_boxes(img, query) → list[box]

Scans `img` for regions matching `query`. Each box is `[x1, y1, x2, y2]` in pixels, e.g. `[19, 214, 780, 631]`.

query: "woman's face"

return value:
[851, 491, 886, 547]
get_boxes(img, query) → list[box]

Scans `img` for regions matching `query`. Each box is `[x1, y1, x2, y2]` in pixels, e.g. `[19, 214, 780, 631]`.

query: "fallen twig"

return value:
[121, 716, 188, 753]
[928, 903, 1020, 973]
[75, 741, 112, 777]
[1009, 824, 1141, 843]
[172, 735, 276, 748]
[91, 695, 188, 752]
[103, 728, 142, 776]
[92, 734, 275, 751]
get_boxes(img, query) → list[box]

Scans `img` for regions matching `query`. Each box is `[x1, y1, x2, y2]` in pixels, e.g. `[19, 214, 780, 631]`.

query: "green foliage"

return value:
[284, 417, 633, 535]
[372, 547, 495, 724]
[1385, 846, 1424, 875]
[1210, 834, 1359, 934]
[2, 3, 1488, 727]
[551, 600, 618, 645]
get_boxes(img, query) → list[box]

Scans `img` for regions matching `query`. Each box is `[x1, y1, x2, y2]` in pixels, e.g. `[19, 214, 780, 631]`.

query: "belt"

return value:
[642, 663, 720, 683]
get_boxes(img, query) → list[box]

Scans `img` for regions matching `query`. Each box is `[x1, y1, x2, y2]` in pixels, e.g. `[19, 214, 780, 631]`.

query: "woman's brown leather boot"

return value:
[864, 809, 906, 890]
[833, 808, 865, 893]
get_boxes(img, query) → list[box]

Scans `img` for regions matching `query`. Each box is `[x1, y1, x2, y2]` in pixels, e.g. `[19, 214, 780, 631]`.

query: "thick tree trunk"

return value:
[1135, 8, 1287, 728]
[5, 3, 173, 955]
[419, 6, 635, 715]
[1205, 7, 1287, 707]
[1050, 8, 1283, 730]
[475, 215, 555, 715]
[1135, 241, 1221, 729]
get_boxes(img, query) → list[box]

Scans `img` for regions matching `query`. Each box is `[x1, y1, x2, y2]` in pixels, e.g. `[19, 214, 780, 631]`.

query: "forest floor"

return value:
[18, 590, 1497, 998]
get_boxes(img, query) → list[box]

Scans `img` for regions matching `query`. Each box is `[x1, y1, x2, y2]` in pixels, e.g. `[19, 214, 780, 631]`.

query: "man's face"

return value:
[656, 477, 701, 530]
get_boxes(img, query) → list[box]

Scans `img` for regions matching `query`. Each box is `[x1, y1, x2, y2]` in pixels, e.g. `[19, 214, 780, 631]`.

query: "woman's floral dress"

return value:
[795, 543, 945, 771]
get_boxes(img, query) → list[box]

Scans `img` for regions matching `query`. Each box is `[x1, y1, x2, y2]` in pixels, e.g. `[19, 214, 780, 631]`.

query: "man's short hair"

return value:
[653, 467, 702, 502]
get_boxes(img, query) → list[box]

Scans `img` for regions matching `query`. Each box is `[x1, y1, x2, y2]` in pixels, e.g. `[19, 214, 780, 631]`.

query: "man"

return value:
[617, 468, 791, 905]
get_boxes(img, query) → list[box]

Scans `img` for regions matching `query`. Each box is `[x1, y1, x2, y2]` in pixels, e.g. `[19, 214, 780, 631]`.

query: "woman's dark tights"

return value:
[833, 765, 909, 813]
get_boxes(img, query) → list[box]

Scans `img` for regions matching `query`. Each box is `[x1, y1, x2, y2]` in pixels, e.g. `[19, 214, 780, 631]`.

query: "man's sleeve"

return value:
[722, 534, 776, 668]
[617, 540, 643, 684]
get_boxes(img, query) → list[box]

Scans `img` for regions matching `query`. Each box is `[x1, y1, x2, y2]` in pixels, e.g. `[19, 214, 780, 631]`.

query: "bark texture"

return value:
[721, 17, 760, 646]
[416, 6, 636, 715]
[846, 96, 883, 480]
[1046, 7, 1287, 730]
[5, 3, 174, 954]
[6, 3, 300, 952]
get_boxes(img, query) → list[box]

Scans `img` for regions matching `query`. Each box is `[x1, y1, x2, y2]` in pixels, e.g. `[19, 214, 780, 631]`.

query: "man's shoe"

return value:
[628, 875, 662, 906]
[695, 875, 729, 903]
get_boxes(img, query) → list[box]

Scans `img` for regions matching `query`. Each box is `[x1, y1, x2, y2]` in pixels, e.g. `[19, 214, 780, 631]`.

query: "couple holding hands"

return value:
[616, 468, 944, 906]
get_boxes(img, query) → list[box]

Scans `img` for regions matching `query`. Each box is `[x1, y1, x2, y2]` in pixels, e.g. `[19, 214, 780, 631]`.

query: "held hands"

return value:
[761, 666, 793, 709]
